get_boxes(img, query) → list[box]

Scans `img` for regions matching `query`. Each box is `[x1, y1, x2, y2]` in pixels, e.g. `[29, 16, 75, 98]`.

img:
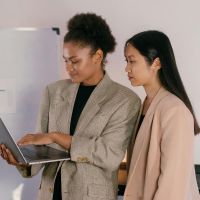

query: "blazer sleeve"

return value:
[153, 104, 194, 200]
[70, 97, 141, 171]
[17, 86, 50, 177]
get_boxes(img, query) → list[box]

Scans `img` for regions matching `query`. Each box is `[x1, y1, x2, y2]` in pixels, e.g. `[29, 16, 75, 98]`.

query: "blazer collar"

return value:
[82, 72, 113, 105]
[60, 72, 112, 105]
[75, 72, 113, 133]
[61, 81, 79, 106]
[143, 87, 170, 117]
[59, 72, 113, 135]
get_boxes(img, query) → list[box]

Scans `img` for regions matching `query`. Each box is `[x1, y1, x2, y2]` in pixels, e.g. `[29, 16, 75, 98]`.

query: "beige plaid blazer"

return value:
[18, 73, 141, 200]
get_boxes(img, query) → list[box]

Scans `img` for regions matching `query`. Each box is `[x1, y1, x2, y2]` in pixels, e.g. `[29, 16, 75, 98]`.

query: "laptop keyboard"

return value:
[19, 144, 69, 163]
[20, 146, 51, 160]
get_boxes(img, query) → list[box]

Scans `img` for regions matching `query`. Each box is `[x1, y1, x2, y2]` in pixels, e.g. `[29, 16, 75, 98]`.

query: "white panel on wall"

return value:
[0, 28, 60, 200]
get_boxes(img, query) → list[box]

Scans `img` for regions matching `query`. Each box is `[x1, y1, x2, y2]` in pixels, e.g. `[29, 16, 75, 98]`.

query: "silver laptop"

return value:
[0, 118, 70, 165]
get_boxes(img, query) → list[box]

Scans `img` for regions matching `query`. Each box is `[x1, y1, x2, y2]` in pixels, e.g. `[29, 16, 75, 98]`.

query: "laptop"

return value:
[0, 118, 70, 165]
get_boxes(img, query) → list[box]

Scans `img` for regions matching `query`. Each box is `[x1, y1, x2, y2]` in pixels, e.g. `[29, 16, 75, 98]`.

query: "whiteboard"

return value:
[0, 28, 60, 200]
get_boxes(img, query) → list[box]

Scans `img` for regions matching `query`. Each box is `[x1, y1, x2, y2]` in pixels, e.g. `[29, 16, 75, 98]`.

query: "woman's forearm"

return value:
[49, 132, 72, 150]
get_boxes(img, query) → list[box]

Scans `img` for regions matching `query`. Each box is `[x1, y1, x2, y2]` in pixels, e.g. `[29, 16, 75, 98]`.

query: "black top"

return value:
[70, 84, 96, 135]
[138, 114, 145, 130]
[53, 83, 96, 200]
[136, 114, 145, 136]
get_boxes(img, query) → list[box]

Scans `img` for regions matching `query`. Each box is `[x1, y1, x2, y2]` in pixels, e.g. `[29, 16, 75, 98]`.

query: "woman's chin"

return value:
[130, 81, 140, 87]
[70, 77, 81, 83]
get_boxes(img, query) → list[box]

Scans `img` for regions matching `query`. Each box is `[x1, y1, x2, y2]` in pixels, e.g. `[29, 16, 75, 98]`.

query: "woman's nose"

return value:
[66, 61, 73, 72]
[125, 64, 130, 72]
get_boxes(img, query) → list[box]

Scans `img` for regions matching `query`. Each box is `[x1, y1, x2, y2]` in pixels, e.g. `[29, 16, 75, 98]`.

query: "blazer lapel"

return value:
[56, 82, 79, 133]
[75, 73, 112, 135]
[127, 87, 170, 182]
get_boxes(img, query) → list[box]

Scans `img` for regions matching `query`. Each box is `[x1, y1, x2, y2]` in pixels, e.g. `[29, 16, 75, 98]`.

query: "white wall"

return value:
[0, 0, 199, 197]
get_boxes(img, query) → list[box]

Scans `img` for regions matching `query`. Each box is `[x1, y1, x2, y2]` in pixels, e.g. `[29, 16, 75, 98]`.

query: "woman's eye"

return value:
[71, 61, 78, 64]
[129, 60, 135, 64]
[63, 59, 79, 64]
[126, 60, 135, 64]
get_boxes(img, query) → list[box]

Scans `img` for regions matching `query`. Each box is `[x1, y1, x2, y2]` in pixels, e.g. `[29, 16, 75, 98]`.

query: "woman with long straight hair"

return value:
[124, 30, 200, 200]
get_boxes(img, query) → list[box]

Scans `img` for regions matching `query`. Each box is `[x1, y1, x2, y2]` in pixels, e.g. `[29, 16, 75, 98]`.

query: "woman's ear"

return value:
[151, 57, 161, 71]
[93, 49, 104, 64]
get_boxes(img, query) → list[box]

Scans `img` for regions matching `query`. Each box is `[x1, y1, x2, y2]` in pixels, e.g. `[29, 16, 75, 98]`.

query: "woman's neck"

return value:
[82, 70, 104, 86]
[142, 81, 162, 115]
[144, 83, 162, 101]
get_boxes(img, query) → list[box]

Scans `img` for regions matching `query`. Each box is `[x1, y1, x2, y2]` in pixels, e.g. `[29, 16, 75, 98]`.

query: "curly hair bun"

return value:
[64, 13, 116, 55]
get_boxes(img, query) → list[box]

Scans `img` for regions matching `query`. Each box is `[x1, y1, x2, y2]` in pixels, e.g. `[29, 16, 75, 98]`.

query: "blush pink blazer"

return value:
[124, 87, 200, 200]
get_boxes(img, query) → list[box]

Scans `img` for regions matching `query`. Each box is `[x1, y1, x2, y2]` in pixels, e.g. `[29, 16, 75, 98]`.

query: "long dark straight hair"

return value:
[126, 30, 199, 135]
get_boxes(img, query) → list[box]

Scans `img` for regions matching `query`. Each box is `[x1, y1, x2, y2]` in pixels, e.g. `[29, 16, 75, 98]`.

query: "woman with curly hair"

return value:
[0, 13, 140, 200]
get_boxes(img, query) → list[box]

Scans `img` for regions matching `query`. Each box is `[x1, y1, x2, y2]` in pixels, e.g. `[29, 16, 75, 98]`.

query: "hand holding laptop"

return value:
[0, 132, 51, 166]
[0, 118, 70, 165]
[0, 144, 29, 167]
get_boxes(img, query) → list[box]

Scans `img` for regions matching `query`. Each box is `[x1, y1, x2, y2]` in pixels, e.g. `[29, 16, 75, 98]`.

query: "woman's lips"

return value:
[69, 73, 78, 77]
[128, 76, 133, 80]
[128, 73, 134, 80]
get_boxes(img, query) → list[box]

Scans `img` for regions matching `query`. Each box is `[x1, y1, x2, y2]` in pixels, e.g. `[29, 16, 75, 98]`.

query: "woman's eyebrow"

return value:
[127, 55, 136, 59]
[63, 55, 77, 60]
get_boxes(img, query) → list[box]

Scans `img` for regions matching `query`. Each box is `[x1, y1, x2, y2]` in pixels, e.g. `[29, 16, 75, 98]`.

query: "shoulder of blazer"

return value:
[105, 81, 141, 109]
[46, 79, 72, 91]
[112, 81, 141, 102]
[41, 79, 77, 105]
[155, 91, 193, 120]
[45, 79, 75, 96]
